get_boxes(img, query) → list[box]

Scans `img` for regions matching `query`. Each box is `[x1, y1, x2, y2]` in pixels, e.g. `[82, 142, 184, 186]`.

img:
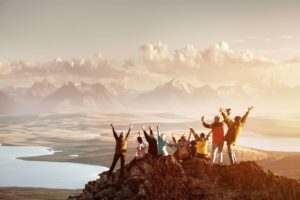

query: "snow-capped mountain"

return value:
[40, 82, 83, 111]
[26, 79, 56, 99]
[135, 79, 199, 110]
[39, 81, 123, 112]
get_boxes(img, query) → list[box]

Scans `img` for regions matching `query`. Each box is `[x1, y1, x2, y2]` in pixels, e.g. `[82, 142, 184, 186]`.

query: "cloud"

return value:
[1, 42, 300, 89]
[139, 41, 274, 83]
[279, 35, 295, 40]
[0, 53, 127, 85]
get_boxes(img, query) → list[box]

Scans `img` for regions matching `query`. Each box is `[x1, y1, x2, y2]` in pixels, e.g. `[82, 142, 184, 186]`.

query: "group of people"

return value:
[107, 106, 254, 177]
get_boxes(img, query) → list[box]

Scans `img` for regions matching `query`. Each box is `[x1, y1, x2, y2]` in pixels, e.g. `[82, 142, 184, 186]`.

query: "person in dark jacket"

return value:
[220, 106, 253, 165]
[142, 125, 158, 158]
[108, 123, 132, 177]
[201, 115, 224, 163]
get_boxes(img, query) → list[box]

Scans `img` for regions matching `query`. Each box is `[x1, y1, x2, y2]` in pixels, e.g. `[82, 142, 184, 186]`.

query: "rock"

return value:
[68, 155, 300, 200]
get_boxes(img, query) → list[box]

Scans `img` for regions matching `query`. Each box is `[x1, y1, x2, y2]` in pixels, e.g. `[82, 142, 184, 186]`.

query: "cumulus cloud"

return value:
[139, 41, 274, 83]
[0, 53, 127, 86]
[0, 42, 299, 88]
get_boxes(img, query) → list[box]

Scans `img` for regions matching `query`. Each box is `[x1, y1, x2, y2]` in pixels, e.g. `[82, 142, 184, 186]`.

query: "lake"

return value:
[0, 146, 108, 189]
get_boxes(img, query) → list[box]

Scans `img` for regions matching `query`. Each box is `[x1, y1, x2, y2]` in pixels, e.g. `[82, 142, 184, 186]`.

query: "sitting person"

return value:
[190, 128, 211, 159]
[170, 134, 191, 161]
[135, 132, 146, 159]
[127, 132, 146, 172]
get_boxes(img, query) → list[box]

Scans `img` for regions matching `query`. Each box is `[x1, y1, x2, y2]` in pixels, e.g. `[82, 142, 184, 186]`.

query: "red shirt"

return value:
[212, 124, 224, 144]
[203, 121, 224, 144]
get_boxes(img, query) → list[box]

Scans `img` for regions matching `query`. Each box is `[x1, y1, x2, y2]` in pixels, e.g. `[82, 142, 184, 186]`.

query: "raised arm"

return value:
[125, 124, 133, 140]
[143, 125, 150, 141]
[157, 125, 161, 140]
[149, 126, 154, 136]
[219, 107, 232, 127]
[241, 106, 253, 125]
[188, 129, 192, 141]
[111, 124, 118, 140]
[172, 133, 177, 144]
[205, 131, 212, 140]
[201, 116, 211, 129]
[190, 128, 199, 140]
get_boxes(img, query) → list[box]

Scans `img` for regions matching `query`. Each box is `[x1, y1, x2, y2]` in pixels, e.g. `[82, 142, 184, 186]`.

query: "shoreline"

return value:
[0, 187, 80, 200]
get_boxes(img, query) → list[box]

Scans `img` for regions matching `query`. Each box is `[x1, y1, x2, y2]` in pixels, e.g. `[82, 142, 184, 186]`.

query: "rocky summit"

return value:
[68, 155, 300, 200]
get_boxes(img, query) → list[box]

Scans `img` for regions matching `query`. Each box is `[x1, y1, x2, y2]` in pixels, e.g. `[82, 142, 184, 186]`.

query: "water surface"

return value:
[0, 146, 108, 189]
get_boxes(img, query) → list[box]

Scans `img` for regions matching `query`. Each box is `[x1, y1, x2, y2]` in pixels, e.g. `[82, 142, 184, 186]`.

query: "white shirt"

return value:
[135, 142, 146, 159]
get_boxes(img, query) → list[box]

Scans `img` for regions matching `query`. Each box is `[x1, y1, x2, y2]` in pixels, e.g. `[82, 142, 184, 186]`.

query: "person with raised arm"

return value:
[135, 131, 146, 159]
[108, 124, 132, 177]
[127, 131, 147, 172]
[170, 133, 191, 161]
[142, 125, 158, 158]
[156, 125, 170, 156]
[190, 128, 211, 158]
[219, 106, 254, 164]
[201, 115, 224, 163]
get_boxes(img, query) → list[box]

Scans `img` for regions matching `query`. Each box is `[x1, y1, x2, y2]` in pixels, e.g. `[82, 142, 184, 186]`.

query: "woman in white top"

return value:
[127, 132, 146, 173]
[135, 132, 146, 159]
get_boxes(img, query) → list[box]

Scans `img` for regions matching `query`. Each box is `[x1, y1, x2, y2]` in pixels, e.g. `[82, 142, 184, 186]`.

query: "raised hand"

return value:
[129, 124, 133, 129]
[201, 116, 204, 122]
[219, 107, 225, 113]
[148, 125, 152, 130]
[110, 123, 114, 128]
[142, 125, 145, 130]
[248, 106, 254, 112]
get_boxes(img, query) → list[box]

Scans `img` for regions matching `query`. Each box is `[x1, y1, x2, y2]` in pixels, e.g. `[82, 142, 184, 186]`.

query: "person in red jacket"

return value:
[201, 115, 224, 163]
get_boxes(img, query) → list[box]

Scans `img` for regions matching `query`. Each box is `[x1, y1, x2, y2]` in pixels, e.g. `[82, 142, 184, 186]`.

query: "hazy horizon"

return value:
[0, 1, 299, 117]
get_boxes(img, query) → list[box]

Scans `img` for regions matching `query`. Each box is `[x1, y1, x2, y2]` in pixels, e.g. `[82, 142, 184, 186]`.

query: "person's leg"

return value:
[109, 153, 120, 174]
[231, 144, 237, 164]
[120, 153, 126, 177]
[212, 143, 218, 163]
[218, 143, 224, 163]
[227, 143, 234, 165]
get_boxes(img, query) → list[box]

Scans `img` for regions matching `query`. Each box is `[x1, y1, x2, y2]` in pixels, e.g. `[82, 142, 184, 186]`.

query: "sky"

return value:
[0, 0, 300, 90]
[1, 0, 300, 61]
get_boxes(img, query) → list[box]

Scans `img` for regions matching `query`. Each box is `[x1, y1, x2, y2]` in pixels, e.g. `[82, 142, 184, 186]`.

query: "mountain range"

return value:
[0, 79, 299, 114]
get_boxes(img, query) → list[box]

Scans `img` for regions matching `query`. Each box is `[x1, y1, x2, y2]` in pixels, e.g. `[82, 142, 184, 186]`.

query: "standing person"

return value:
[108, 124, 132, 177]
[201, 115, 224, 163]
[220, 106, 254, 165]
[143, 125, 158, 158]
[157, 126, 169, 156]
[190, 128, 211, 158]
